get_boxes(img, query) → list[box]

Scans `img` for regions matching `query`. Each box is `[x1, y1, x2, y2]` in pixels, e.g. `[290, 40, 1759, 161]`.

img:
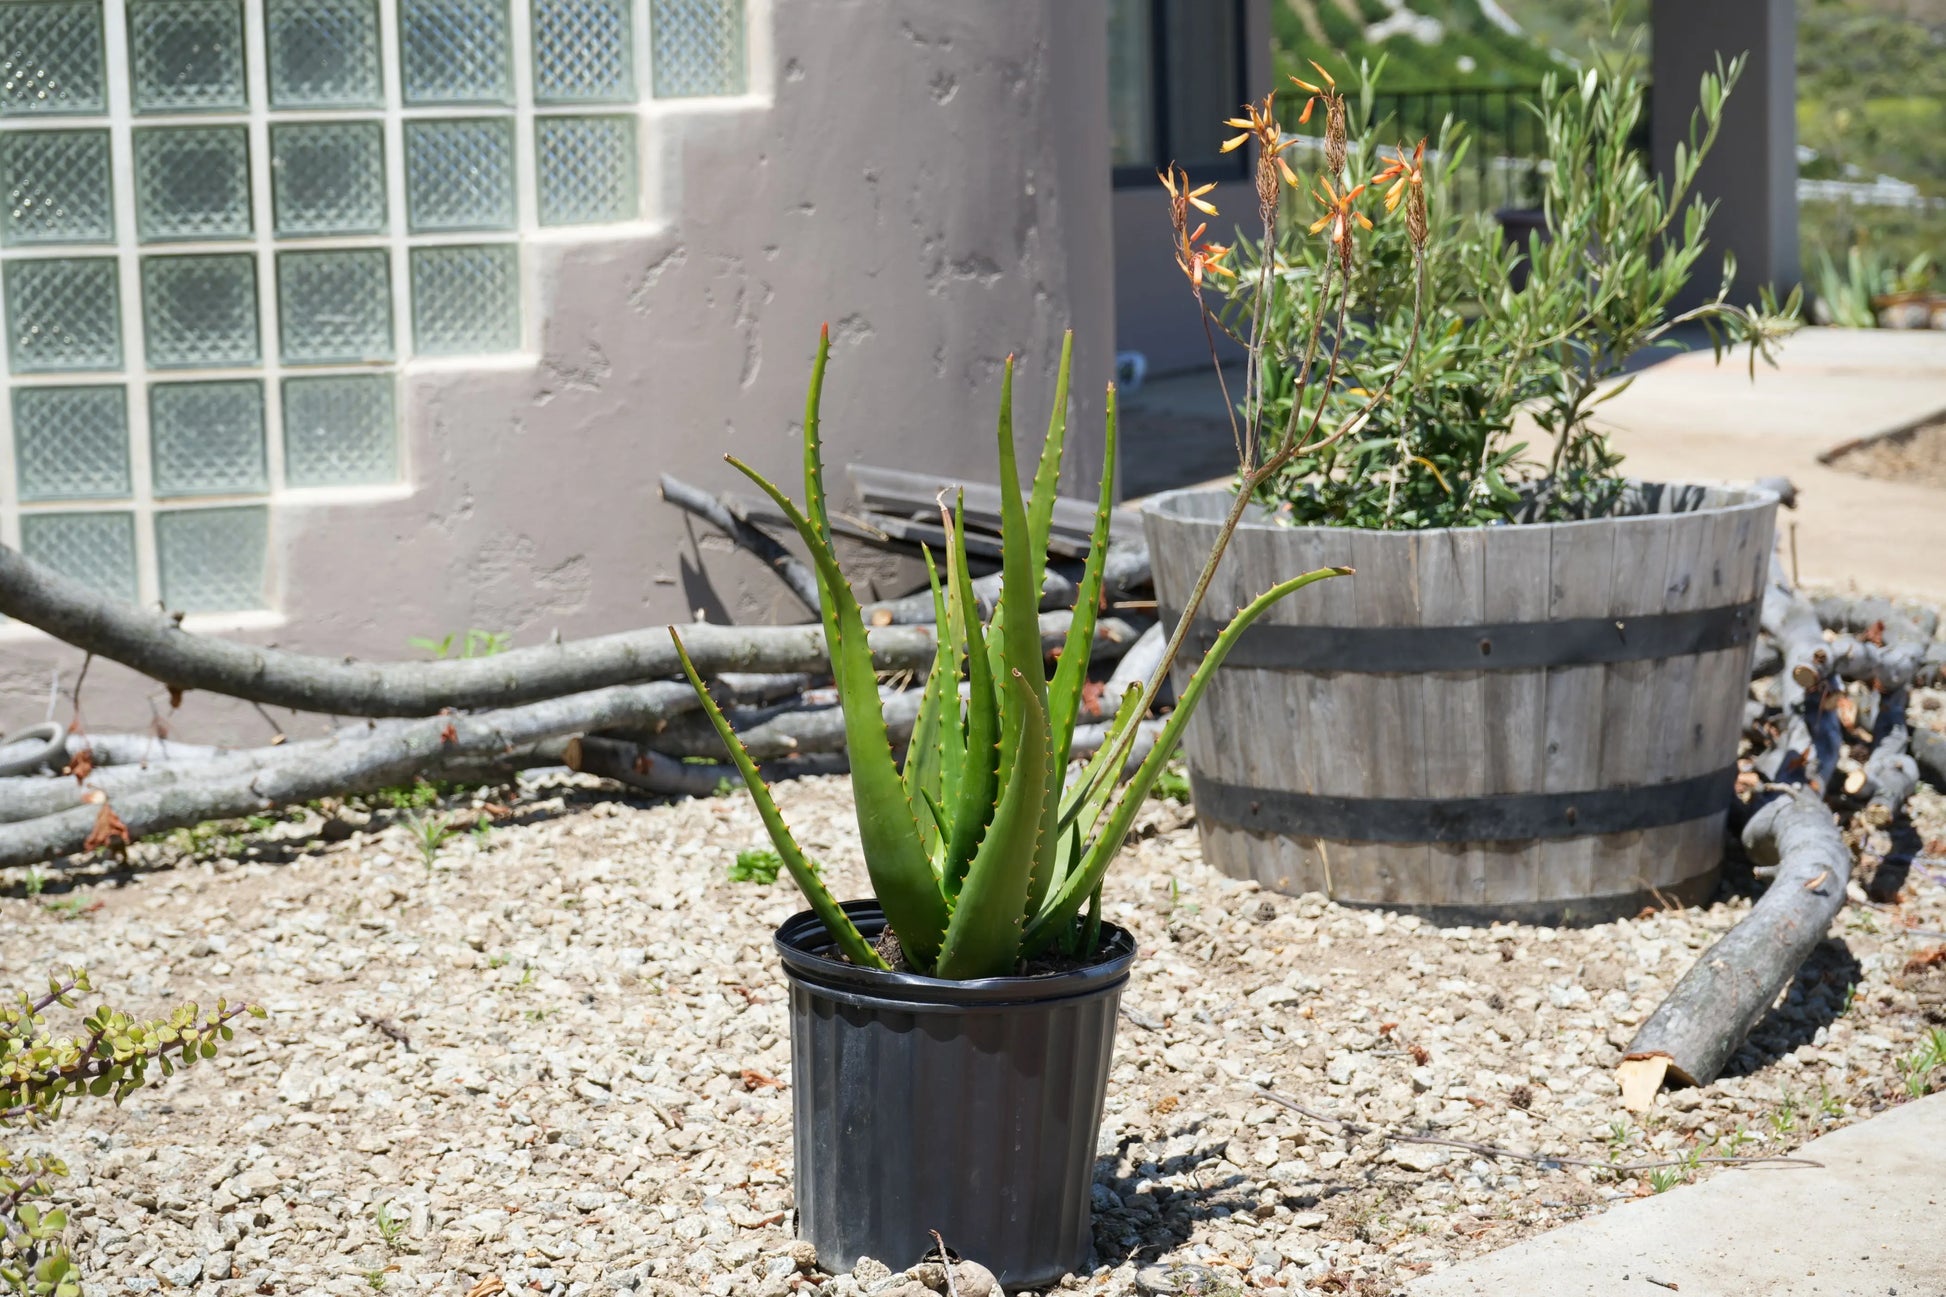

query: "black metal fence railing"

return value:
[1278, 84, 1547, 216]
[1276, 83, 1657, 217]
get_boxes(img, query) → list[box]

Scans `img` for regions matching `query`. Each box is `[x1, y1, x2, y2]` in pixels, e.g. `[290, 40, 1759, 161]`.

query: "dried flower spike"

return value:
[1372, 138, 1430, 250]
[1221, 93, 1302, 228]
[1291, 60, 1348, 177]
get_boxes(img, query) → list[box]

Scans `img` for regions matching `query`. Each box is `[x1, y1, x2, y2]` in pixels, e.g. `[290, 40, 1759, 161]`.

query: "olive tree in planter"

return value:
[668, 284, 1422, 1279]
[1143, 42, 1800, 923]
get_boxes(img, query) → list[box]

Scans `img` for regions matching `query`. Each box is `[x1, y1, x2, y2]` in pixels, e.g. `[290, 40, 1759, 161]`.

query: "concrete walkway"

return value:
[1119, 326, 1946, 600]
[1405, 1091, 1946, 1296]
[1591, 327, 1946, 603]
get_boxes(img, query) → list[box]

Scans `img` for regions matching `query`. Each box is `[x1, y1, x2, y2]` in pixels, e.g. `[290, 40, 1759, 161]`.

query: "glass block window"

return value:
[650, 0, 744, 98]
[157, 505, 267, 612]
[3, 0, 751, 616]
[277, 249, 393, 364]
[266, 0, 384, 109]
[1, 2, 108, 117]
[150, 379, 266, 496]
[4, 256, 121, 372]
[133, 125, 252, 242]
[21, 511, 138, 603]
[127, 0, 249, 114]
[13, 385, 130, 500]
[283, 373, 396, 485]
[412, 243, 518, 353]
[270, 121, 387, 236]
[141, 253, 259, 367]
[1, 129, 114, 245]
[537, 114, 637, 226]
[405, 118, 515, 232]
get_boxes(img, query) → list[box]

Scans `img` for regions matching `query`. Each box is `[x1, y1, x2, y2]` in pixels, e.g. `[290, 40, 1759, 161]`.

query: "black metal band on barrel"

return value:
[1164, 598, 1760, 673]
[1192, 766, 1737, 844]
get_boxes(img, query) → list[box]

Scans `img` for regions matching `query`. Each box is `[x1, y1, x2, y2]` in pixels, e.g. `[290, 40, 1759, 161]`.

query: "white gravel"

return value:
[5, 739, 1945, 1297]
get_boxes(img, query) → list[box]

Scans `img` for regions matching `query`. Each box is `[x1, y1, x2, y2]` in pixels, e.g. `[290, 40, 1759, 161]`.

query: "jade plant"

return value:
[3, 970, 261, 1296]
[668, 326, 1358, 979]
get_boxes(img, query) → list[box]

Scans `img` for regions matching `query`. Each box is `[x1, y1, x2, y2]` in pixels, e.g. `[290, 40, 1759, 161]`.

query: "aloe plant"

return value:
[669, 328, 1345, 978]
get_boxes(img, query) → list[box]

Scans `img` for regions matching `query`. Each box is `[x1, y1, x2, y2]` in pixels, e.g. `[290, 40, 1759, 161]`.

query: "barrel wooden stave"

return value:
[1145, 483, 1777, 921]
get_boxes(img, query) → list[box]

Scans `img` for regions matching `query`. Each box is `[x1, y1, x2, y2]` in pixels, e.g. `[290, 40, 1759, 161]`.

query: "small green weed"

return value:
[1647, 1167, 1684, 1194]
[373, 1201, 405, 1250]
[1898, 1028, 1946, 1098]
[729, 849, 784, 885]
[713, 776, 736, 798]
[23, 867, 45, 898]
[1150, 762, 1192, 804]
[364, 1268, 388, 1291]
[487, 953, 509, 969]
[380, 780, 443, 812]
[405, 812, 454, 868]
[408, 629, 511, 659]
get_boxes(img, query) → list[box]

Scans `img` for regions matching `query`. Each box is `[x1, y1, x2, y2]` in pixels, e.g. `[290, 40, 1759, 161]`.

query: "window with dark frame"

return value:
[1109, 0, 1249, 186]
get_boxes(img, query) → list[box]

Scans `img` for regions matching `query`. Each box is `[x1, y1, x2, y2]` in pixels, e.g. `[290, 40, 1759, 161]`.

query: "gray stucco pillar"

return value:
[1651, 0, 1799, 308]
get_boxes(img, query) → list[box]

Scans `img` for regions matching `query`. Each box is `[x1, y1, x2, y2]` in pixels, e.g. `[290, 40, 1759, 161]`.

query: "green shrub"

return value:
[2, 971, 261, 1296]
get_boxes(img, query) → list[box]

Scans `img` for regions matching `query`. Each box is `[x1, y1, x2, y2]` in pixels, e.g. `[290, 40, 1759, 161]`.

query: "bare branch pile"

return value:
[0, 473, 1164, 873]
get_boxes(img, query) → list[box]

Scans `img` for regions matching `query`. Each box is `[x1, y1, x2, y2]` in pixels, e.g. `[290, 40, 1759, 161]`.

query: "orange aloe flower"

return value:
[1371, 139, 1427, 212]
[1159, 164, 1220, 222]
[1308, 177, 1372, 247]
[1219, 93, 1301, 189]
[1177, 222, 1237, 289]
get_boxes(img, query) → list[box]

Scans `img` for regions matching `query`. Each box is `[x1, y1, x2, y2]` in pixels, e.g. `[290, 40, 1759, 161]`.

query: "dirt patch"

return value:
[1826, 416, 1946, 489]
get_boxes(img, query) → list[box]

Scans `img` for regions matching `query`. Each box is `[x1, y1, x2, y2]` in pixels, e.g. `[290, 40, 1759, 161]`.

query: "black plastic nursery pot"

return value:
[775, 902, 1137, 1290]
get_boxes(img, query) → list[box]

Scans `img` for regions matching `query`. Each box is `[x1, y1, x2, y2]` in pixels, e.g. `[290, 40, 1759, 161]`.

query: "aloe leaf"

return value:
[1028, 383, 1119, 920]
[991, 357, 1048, 708]
[1025, 331, 1075, 596]
[902, 548, 952, 859]
[935, 668, 1049, 980]
[1048, 683, 1144, 901]
[943, 497, 999, 899]
[669, 628, 886, 970]
[935, 539, 968, 825]
[1023, 565, 1351, 955]
[726, 454, 950, 970]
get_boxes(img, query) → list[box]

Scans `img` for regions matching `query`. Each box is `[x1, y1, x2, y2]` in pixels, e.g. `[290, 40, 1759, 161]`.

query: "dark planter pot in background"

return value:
[1142, 482, 1779, 924]
[776, 903, 1137, 1290]
[1495, 206, 1549, 291]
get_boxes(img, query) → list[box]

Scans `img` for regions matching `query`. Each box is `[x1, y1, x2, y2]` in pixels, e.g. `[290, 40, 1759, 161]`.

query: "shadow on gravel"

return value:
[1720, 937, 1864, 1079]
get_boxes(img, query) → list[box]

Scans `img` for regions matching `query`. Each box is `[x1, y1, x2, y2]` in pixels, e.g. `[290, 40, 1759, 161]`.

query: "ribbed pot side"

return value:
[1141, 482, 1779, 924]
[775, 904, 1137, 1290]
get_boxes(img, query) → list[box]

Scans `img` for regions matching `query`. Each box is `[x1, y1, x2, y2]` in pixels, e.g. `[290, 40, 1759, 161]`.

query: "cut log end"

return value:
[1617, 1054, 1672, 1112]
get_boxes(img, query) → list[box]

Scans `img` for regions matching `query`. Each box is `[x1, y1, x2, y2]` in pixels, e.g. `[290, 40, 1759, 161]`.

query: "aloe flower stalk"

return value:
[669, 327, 1347, 978]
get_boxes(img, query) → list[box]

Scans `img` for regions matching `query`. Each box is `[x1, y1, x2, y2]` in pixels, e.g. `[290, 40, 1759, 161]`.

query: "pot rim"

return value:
[1139, 476, 1778, 540]
[774, 901, 1137, 1011]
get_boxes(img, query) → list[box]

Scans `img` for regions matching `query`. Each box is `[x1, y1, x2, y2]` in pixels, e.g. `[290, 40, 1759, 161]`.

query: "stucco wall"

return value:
[0, 1, 1114, 743]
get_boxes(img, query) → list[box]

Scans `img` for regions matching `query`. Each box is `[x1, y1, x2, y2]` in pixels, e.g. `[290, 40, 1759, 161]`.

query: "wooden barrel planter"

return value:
[1141, 483, 1779, 924]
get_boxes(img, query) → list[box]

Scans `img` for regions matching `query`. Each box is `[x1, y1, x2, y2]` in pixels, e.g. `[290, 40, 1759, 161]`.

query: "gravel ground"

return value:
[6, 705, 1946, 1297]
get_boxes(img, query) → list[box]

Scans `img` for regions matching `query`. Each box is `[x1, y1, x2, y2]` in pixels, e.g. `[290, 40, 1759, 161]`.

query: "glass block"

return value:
[3, 257, 120, 372]
[12, 386, 130, 500]
[403, 118, 513, 234]
[533, 0, 634, 104]
[0, 129, 114, 245]
[150, 379, 265, 496]
[267, 0, 381, 109]
[276, 249, 393, 364]
[410, 243, 517, 355]
[282, 373, 396, 486]
[0, 1, 106, 116]
[271, 121, 387, 237]
[157, 506, 268, 612]
[20, 511, 137, 603]
[536, 115, 638, 226]
[400, 0, 512, 106]
[132, 126, 251, 243]
[141, 253, 259, 368]
[128, 0, 248, 113]
[650, 0, 744, 98]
